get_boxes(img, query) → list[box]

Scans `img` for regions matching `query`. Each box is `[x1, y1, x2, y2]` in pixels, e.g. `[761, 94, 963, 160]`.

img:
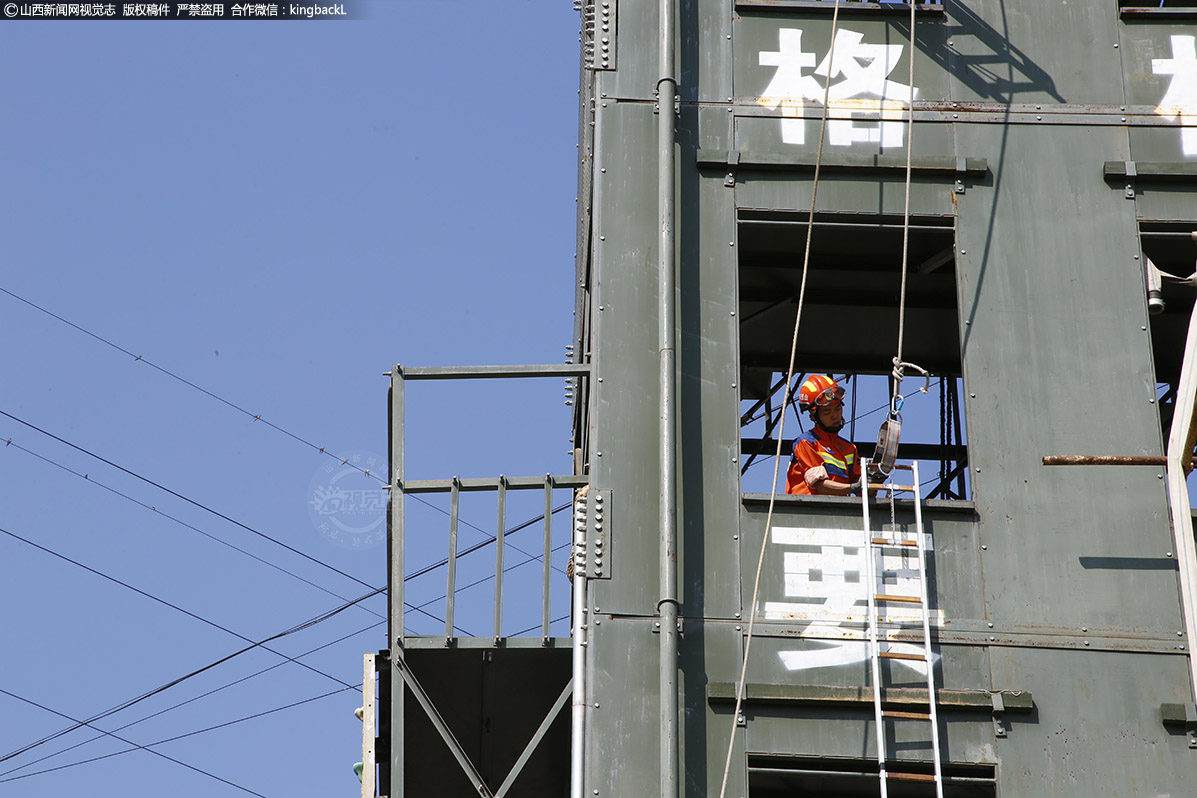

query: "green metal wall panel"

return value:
[589, 100, 665, 618]
[988, 647, 1193, 797]
[945, 2, 1123, 106]
[679, 113, 743, 620]
[733, 169, 958, 217]
[953, 122, 1180, 632]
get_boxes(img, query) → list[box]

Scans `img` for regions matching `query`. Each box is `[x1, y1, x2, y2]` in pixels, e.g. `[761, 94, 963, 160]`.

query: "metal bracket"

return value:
[1161, 702, 1197, 748]
[586, 489, 610, 579]
[724, 150, 740, 188]
[581, 0, 616, 71]
[991, 692, 1007, 738]
[1125, 160, 1137, 200]
[955, 156, 967, 194]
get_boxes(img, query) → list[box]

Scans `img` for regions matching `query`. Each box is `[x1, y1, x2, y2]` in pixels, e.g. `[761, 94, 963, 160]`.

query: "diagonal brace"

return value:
[393, 648, 494, 797]
[494, 679, 574, 798]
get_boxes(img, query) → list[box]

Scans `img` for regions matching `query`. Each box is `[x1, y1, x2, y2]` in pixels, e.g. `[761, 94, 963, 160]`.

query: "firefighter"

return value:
[786, 375, 862, 496]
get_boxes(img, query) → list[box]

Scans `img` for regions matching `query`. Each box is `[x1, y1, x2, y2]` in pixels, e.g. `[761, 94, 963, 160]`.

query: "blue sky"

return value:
[0, 3, 580, 796]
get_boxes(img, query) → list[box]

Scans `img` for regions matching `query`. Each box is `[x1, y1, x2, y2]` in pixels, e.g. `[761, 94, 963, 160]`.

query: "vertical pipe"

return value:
[657, 0, 680, 795]
[494, 476, 507, 644]
[570, 487, 589, 798]
[446, 478, 460, 643]
[543, 475, 554, 643]
[388, 366, 406, 798]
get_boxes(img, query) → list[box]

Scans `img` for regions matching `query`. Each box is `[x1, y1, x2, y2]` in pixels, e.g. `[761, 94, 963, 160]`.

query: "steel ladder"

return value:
[861, 460, 944, 797]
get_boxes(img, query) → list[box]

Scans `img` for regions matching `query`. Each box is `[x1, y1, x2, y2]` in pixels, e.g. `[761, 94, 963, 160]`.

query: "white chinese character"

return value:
[757, 27, 917, 149]
[765, 526, 937, 674]
[1153, 35, 1197, 157]
[757, 29, 824, 145]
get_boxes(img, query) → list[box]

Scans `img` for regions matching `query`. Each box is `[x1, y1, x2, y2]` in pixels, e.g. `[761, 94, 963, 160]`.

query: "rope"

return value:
[891, 0, 919, 415]
[716, 3, 842, 796]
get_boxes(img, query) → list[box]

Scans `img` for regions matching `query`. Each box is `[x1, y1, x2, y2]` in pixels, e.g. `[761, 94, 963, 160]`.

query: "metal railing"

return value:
[388, 364, 589, 646]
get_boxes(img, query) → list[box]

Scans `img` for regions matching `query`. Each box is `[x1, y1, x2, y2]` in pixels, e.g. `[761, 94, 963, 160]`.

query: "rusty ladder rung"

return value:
[875, 593, 922, 604]
[883, 710, 933, 721]
[887, 771, 938, 783]
[871, 537, 918, 547]
[879, 650, 928, 662]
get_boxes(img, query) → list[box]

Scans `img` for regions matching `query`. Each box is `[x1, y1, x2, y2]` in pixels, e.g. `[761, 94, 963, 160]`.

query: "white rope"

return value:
[892, 0, 919, 412]
[716, 3, 842, 796]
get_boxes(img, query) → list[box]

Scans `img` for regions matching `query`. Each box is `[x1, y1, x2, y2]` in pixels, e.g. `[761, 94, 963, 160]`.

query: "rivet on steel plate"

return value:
[733, 534, 739, 540]
[1180, 631, 1185, 637]
[1121, 117, 1126, 123]
[981, 544, 987, 550]
[1082, 627, 1088, 632]
[597, 377, 603, 382]
[987, 622, 994, 628]
[1168, 552, 1174, 557]
[1159, 473, 1164, 479]
[1084, 640, 1090, 646]
[989, 637, 996, 642]
[976, 467, 981, 473]
[730, 241, 735, 246]
[594, 702, 600, 708]
[1036, 115, 1042, 121]
[1114, 43, 1119, 48]
[735, 612, 741, 618]
[735, 625, 742, 631]
[655, 621, 661, 627]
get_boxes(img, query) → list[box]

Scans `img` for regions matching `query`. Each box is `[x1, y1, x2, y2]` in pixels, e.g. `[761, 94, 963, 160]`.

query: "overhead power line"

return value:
[0, 408, 381, 594]
[0, 284, 383, 485]
[0, 684, 357, 787]
[0, 285, 540, 550]
[0, 524, 364, 689]
[0, 579, 385, 767]
[0, 687, 270, 798]
[0, 620, 385, 781]
[3, 436, 387, 622]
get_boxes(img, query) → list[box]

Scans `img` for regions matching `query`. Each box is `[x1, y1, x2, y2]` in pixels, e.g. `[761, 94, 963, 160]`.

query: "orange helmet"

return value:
[798, 375, 845, 414]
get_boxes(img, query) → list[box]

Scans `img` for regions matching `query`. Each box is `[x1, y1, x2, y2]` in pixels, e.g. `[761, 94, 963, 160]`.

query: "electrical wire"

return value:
[0, 286, 547, 551]
[0, 580, 385, 766]
[0, 684, 358, 786]
[0, 408, 382, 594]
[0, 524, 366, 689]
[0, 284, 382, 486]
[3, 435, 386, 622]
[0, 620, 385, 781]
[0, 687, 270, 798]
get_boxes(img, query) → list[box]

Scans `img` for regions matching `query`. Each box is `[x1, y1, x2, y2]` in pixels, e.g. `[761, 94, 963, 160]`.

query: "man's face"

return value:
[816, 399, 844, 430]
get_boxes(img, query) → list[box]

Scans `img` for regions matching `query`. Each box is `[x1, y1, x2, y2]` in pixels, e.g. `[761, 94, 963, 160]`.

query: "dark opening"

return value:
[737, 211, 969, 499]
[1141, 222, 1197, 442]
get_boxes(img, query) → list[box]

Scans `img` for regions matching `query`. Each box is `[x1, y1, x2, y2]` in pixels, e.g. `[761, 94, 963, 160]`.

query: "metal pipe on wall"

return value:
[570, 489, 589, 798]
[657, 0, 680, 795]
